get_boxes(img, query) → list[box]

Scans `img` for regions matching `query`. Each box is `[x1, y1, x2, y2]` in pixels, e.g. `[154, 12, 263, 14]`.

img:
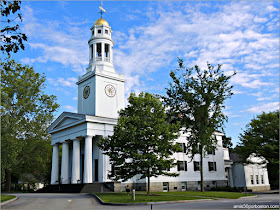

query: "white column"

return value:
[84, 135, 93, 183]
[71, 138, 81, 184]
[51, 144, 59, 185]
[110, 45, 113, 64]
[93, 43, 96, 62]
[61, 141, 70, 184]
[101, 43, 105, 61]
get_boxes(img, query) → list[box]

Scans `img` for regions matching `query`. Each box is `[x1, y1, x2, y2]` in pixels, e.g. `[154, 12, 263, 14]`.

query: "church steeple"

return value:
[86, 5, 114, 73]
[76, 5, 125, 119]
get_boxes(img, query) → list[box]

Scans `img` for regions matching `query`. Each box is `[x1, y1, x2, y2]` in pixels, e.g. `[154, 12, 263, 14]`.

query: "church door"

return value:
[94, 159, 98, 182]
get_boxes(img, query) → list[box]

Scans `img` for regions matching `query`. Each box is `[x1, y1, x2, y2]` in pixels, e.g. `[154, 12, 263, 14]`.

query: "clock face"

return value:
[83, 86, 90, 99]
[105, 84, 116, 97]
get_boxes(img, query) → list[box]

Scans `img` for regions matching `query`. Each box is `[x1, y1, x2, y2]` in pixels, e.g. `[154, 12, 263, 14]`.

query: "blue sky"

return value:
[8, 1, 279, 146]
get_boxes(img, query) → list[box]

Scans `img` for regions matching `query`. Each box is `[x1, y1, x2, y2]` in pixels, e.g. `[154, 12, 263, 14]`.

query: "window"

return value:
[261, 175, 264, 184]
[208, 162, 217, 171]
[256, 175, 259, 184]
[194, 161, 200, 171]
[163, 182, 169, 192]
[105, 44, 110, 58]
[96, 43, 101, 57]
[98, 29, 101, 34]
[177, 161, 187, 171]
[92, 30, 94, 35]
[250, 175, 254, 185]
[207, 150, 215, 155]
[177, 143, 186, 153]
[105, 29, 108, 34]
[181, 182, 187, 191]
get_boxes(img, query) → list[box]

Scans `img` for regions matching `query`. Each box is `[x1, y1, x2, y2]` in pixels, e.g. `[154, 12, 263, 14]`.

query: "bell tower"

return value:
[76, 7, 125, 119]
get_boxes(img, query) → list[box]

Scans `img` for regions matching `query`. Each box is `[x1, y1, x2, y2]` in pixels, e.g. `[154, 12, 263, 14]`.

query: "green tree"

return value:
[161, 59, 235, 192]
[1, 0, 27, 54]
[98, 92, 181, 195]
[1, 58, 59, 191]
[236, 111, 279, 188]
[222, 136, 233, 153]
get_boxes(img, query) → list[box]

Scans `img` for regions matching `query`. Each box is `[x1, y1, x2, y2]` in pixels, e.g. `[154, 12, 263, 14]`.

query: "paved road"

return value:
[2, 193, 279, 210]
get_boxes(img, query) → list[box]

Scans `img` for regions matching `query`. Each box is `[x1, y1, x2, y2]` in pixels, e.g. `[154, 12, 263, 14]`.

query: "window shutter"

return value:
[214, 162, 217, 171]
[184, 161, 187, 171]
[177, 162, 180, 171]
[183, 143, 186, 153]
[208, 162, 211, 171]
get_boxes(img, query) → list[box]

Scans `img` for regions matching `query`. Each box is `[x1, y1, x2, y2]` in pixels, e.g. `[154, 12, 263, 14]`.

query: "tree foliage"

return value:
[98, 92, 181, 195]
[1, 58, 59, 190]
[236, 111, 279, 188]
[1, 0, 27, 54]
[161, 59, 235, 191]
[222, 136, 233, 153]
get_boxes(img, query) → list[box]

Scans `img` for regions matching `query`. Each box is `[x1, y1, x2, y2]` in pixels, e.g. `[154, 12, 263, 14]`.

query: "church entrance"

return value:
[94, 159, 98, 182]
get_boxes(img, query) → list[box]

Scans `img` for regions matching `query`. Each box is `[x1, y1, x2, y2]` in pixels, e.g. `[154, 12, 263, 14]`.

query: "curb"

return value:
[238, 195, 257, 199]
[90, 193, 213, 206]
[0, 196, 18, 206]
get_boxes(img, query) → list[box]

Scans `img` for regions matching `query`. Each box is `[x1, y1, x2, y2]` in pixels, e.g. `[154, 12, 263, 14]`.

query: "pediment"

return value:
[47, 112, 86, 133]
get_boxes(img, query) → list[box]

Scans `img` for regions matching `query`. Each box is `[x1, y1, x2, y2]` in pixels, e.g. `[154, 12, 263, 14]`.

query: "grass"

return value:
[95, 192, 207, 203]
[1, 195, 16, 203]
[154, 191, 253, 199]
[95, 191, 253, 204]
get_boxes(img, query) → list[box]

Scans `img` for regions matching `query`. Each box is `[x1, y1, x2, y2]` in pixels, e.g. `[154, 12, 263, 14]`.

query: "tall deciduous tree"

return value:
[236, 111, 279, 188]
[98, 92, 181, 195]
[222, 136, 233, 153]
[1, 58, 59, 191]
[1, 0, 27, 54]
[161, 59, 235, 192]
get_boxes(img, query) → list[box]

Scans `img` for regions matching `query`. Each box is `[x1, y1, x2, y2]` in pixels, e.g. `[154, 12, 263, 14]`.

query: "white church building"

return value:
[47, 14, 269, 192]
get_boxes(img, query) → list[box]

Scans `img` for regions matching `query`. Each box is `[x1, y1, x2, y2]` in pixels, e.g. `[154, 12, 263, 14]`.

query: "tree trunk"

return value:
[5, 169, 11, 192]
[147, 168, 151, 195]
[200, 149, 204, 192]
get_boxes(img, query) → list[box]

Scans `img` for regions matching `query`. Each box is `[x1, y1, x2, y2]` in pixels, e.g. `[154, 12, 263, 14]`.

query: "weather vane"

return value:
[99, 0, 106, 18]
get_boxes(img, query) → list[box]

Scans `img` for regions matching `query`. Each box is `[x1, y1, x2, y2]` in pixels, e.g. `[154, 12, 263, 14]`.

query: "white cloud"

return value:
[72, 97, 78, 100]
[21, 6, 88, 73]
[266, 5, 278, 12]
[257, 94, 278, 101]
[48, 77, 77, 87]
[63, 105, 77, 113]
[113, 1, 279, 94]
[246, 102, 279, 113]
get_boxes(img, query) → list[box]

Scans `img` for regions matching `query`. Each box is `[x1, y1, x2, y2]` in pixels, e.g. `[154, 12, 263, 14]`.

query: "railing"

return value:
[94, 57, 111, 63]
[104, 57, 110, 62]
[95, 57, 102, 61]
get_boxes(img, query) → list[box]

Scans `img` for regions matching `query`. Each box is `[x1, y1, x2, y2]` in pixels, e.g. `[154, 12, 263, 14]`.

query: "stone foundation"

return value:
[247, 185, 270, 192]
[114, 180, 228, 192]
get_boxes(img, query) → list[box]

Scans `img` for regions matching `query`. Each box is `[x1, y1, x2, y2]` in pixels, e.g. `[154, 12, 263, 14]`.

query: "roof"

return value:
[230, 153, 243, 163]
[94, 18, 109, 26]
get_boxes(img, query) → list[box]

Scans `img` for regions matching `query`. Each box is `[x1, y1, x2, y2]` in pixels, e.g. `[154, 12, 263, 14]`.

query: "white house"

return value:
[230, 153, 270, 192]
[47, 14, 267, 192]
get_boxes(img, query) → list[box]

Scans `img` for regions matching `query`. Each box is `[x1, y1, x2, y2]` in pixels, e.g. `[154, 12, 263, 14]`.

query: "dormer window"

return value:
[105, 29, 108, 34]
[98, 29, 101, 34]
[92, 30, 94, 35]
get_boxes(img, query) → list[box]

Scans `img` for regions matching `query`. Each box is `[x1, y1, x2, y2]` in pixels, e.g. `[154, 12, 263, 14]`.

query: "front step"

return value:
[36, 183, 113, 193]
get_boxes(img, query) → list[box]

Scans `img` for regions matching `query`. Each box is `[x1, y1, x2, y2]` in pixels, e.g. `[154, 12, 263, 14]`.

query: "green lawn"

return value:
[95, 191, 253, 204]
[95, 192, 207, 203]
[154, 191, 253, 199]
[1, 195, 16, 203]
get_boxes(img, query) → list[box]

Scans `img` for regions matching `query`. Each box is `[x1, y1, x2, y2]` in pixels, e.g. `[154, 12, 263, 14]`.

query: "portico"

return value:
[48, 113, 118, 184]
[48, 14, 125, 185]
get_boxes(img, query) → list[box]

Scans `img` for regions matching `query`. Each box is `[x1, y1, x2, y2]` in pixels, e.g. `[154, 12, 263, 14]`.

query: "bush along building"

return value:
[47, 11, 270, 193]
